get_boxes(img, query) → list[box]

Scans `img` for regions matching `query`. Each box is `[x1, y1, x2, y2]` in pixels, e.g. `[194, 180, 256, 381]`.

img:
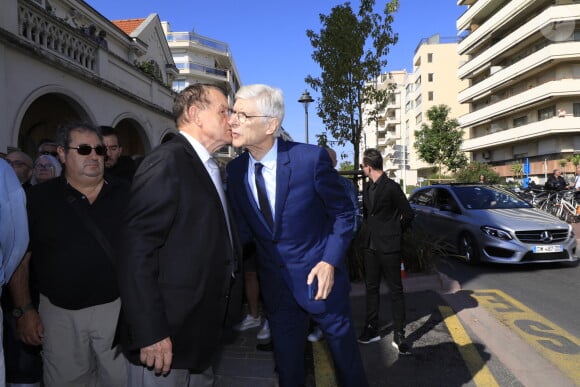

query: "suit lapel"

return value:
[274, 140, 291, 236]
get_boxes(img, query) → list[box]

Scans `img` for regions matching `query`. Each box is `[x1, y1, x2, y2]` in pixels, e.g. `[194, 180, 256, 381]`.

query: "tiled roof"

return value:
[112, 18, 145, 35]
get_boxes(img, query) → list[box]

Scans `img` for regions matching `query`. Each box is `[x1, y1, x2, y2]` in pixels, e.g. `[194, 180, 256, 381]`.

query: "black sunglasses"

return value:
[40, 151, 58, 157]
[67, 144, 107, 156]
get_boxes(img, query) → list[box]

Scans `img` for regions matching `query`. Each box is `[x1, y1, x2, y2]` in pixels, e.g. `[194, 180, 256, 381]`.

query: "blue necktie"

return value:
[255, 163, 274, 229]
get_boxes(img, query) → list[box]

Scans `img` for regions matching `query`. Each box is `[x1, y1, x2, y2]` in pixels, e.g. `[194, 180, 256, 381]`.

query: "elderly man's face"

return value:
[230, 98, 276, 151]
[6, 152, 33, 184]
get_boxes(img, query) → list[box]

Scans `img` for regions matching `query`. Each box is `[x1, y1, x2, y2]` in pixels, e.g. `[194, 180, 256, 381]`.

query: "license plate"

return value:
[533, 245, 562, 253]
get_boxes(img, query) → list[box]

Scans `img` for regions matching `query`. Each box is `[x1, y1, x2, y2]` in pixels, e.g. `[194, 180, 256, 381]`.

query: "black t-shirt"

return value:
[27, 176, 130, 310]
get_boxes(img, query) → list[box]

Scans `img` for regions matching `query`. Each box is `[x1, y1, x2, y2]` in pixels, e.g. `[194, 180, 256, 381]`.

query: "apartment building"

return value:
[362, 35, 468, 190]
[0, 0, 178, 157]
[457, 0, 580, 183]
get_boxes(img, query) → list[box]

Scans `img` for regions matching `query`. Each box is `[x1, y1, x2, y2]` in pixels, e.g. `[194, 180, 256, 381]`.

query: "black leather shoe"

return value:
[392, 331, 410, 354]
[357, 325, 380, 344]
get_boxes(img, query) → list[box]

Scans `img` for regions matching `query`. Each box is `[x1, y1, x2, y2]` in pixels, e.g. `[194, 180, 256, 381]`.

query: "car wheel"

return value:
[459, 233, 480, 265]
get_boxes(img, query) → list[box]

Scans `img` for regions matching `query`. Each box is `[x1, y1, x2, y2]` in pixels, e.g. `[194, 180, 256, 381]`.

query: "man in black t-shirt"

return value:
[8, 123, 129, 387]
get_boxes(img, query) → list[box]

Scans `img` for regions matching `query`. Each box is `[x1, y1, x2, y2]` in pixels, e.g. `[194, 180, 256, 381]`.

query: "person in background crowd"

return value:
[118, 83, 242, 387]
[9, 122, 129, 387]
[358, 148, 414, 355]
[234, 241, 270, 343]
[37, 140, 58, 158]
[226, 84, 367, 387]
[0, 159, 29, 386]
[5, 151, 33, 190]
[31, 154, 62, 185]
[100, 126, 136, 182]
[544, 168, 568, 191]
[479, 174, 486, 184]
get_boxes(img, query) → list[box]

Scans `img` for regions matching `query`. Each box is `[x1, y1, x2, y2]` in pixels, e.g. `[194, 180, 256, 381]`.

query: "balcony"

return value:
[461, 116, 580, 151]
[166, 32, 229, 55]
[458, 4, 580, 79]
[459, 41, 580, 103]
[460, 78, 580, 128]
[457, 0, 547, 56]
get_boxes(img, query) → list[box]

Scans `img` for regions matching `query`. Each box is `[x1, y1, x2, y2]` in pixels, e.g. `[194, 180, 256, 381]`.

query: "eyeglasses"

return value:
[66, 144, 107, 156]
[40, 151, 58, 157]
[105, 145, 119, 151]
[230, 110, 273, 123]
[35, 163, 54, 169]
[6, 160, 31, 168]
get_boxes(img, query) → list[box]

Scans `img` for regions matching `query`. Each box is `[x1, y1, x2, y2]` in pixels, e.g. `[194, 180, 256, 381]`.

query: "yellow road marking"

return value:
[439, 305, 500, 387]
[312, 340, 337, 386]
[473, 290, 580, 384]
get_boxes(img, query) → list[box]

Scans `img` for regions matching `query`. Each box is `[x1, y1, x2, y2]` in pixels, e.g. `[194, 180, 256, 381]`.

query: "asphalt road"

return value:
[435, 256, 580, 338]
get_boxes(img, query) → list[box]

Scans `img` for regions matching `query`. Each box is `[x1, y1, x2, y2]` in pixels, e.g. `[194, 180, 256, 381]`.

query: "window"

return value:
[574, 103, 580, 116]
[427, 53, 433, 63]
[537, 106, 555, 121]
[428, 91, 434, 101]
[513, 116, 528, 127]
[172, 79, 186, 92]
[428, 73, 434, 82]
[409, 188, 434, 207]
[416, 113, 423, 124]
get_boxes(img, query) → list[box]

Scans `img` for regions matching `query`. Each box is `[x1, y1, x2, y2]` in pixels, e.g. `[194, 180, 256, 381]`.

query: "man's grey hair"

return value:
[235, 84, 285, 137]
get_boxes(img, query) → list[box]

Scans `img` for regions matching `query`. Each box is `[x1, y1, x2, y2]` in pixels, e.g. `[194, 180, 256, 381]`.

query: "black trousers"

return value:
[362, 248, 406, 333]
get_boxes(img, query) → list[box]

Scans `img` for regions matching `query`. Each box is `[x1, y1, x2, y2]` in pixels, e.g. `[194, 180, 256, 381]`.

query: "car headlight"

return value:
[481, 226, 513, 240]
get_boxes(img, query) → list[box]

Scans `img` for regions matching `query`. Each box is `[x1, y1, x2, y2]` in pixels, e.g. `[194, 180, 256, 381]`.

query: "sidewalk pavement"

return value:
[213, 271, 462, 387]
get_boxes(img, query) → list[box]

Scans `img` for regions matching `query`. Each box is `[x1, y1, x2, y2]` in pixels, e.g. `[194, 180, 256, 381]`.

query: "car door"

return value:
[432, 188, 462, 247]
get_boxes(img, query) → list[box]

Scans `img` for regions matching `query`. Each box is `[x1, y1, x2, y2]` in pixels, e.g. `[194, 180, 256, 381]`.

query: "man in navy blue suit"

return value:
[226, 84, 367, 387]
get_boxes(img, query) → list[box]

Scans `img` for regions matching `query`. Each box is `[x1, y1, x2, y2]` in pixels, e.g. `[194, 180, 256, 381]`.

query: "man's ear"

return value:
[57, 146, 66, 165]
[265, 117, 279, 135]
[185, 104, 202, 126]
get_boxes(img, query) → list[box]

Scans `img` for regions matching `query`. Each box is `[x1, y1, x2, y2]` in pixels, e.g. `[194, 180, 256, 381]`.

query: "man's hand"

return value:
[140, 337, 173, 375]
[17, 310, 44, 346]
[307, 261, 335, 300]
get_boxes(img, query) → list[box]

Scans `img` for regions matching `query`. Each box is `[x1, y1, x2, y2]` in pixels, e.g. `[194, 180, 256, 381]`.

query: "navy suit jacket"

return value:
[226, 139, 354, 315]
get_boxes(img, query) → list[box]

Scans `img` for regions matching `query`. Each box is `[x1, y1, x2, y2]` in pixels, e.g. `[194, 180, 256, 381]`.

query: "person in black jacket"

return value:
[545, 169, 568, 191]
[358, 148, 414, 354]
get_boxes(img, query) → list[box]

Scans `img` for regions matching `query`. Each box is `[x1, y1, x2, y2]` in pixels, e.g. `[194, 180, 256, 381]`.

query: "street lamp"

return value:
[298, 90, 314, 144]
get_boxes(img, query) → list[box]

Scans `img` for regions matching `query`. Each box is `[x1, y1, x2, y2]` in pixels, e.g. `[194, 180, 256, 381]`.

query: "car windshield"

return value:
[452, 186, 532, 210]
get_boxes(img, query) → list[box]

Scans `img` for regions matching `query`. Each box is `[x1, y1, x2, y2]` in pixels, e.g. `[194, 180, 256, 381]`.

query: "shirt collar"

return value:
[180, 131, 211, 164]
[249, 138, 278, 171]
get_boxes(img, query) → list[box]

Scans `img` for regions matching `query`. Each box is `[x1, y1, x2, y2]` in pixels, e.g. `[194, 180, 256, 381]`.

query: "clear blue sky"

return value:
[87, 0, 466, 162]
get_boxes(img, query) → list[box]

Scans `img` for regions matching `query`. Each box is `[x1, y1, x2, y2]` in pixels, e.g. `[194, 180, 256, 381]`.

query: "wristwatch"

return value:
[12, 303, 35, 319]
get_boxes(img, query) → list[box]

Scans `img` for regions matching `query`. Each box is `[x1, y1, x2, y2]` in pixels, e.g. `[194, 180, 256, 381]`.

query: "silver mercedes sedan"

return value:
[408, 184, 578, 264]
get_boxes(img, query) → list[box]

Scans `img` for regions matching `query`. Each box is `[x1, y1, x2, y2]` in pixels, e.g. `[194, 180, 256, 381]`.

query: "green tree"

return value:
[455, 162, 500, 183]
[306, 0, 399, 166]
[339, 160, 355, 171]
[414, 105, 467, 176]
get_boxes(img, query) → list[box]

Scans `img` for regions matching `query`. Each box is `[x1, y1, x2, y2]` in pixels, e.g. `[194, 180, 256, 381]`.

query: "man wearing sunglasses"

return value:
[8, 122, 129, 386]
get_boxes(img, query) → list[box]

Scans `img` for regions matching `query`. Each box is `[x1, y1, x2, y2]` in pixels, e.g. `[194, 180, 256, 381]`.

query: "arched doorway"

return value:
[114, 118, 149, 158]
[18, 93, 91, 157]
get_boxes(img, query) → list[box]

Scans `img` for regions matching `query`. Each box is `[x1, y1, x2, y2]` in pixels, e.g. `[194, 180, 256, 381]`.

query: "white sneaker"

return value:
[257, 319, 271, 340]
[307, 327, 324, 342]
[234, 314, 261, 331]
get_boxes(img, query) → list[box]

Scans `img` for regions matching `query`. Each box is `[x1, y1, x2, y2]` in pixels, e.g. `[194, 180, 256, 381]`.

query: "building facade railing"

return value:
[18, 0, 97, 72]
[166, 32, 229, 54]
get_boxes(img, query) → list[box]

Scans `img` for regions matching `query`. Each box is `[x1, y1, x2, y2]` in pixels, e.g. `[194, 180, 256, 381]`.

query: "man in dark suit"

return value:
[358, 148, 414, 354]
[118, 84, 241, 386]
[226, 84, 367, 387]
